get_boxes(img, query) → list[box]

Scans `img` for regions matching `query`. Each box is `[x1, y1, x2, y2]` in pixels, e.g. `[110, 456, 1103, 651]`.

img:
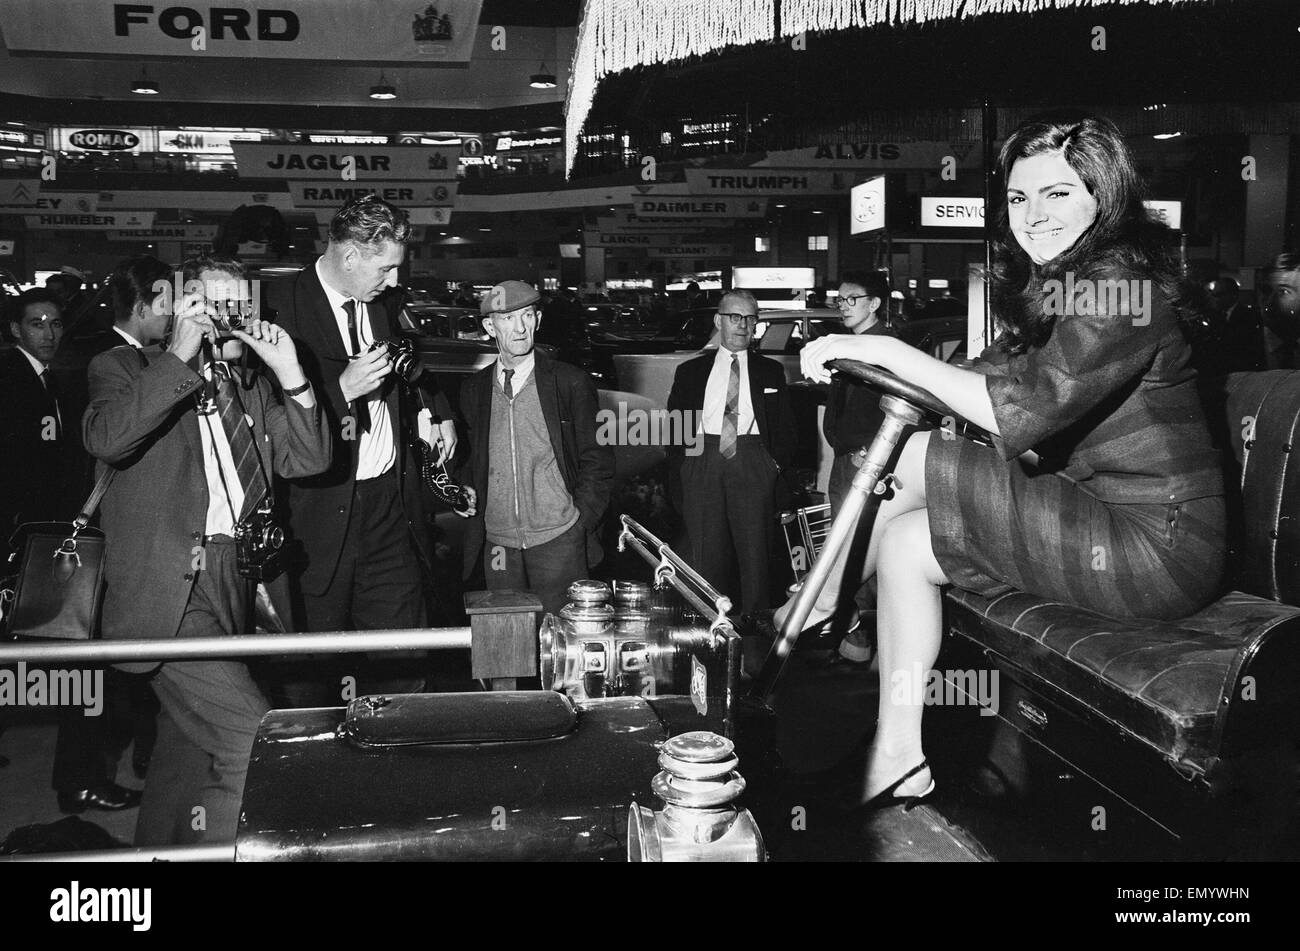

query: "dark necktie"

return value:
[720, 354, 739, 459]
[343, 299, 371, 433]
[503, 367, 514, 400]
[212, 362, 269, 520]
[40, 368, 62, 440]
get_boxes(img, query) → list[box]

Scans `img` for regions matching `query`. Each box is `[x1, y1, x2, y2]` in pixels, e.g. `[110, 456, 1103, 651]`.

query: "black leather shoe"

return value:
[57, 783, 143, 814]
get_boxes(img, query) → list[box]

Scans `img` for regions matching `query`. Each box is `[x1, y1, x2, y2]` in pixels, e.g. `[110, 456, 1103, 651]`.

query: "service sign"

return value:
[850, 176, 886, 235]
[289, 181, 457, 208]
[0, 0, 484, 63]
[232, 143, 458, 180]
[632, 197, 766, 219]
[684, 169, 852, 197]
[24, 211, 155, 230]
[51, 127, 158, 153]
[158, 129, 264, 155]
[920, 196, 985, 228]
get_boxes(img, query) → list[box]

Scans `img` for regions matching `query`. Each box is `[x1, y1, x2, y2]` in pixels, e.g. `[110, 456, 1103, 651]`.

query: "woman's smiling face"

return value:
[1007, 150, 1099, 265]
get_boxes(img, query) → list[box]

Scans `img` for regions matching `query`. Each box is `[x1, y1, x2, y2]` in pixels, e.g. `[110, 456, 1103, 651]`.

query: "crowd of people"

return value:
[4, 110, 1300, 844]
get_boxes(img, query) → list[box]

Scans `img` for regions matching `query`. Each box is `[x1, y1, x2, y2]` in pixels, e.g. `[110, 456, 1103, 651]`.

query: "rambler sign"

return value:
[233, 143, 458, 180]
[289, 181, 457, 208]
[0, 1, 484, 63]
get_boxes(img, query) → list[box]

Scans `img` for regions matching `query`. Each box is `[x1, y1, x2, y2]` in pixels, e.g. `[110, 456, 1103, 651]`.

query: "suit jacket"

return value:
[265, 262, 452, 596]
[456, 349, 614, 577]
[666, 348, 797, 467]
[83, 346, 331, 661]
[0, 348, 70, 548]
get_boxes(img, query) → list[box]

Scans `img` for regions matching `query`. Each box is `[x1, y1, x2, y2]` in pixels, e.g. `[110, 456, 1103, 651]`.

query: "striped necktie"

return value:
[720, 354, 739, 459]
[212, 363, 269, 520]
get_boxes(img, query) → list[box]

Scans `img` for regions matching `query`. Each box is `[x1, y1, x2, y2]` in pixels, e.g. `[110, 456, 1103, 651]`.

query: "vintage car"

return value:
[233, 360, 1300, 862]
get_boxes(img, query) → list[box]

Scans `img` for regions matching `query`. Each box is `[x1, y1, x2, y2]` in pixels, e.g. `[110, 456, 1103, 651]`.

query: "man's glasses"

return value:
[718, 312, 758, 326]
[836, 295, 870, 308]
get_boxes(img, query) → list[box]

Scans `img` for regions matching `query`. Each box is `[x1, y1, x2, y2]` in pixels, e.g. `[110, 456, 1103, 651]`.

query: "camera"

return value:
[234, 508, 286, 581]
[209, 298, 256, 339]
[369, 337, 419, 382]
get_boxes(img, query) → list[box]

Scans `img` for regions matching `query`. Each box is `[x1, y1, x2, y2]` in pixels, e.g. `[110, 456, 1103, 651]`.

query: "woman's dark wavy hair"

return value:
[989, 112, 1197, 354]
[109, 254, 174, 324]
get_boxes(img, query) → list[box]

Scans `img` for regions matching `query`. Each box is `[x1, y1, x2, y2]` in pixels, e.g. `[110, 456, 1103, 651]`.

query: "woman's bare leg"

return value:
[774, 431, 932, 630]
[860, 508, 949, 801]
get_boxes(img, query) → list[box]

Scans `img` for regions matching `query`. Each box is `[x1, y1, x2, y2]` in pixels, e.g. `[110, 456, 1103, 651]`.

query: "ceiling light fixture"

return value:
[529, 62, 557, 89]
[369, 73, 397, 100]
[131, 68, 159, 95]
[1153, 132, 1183, 140]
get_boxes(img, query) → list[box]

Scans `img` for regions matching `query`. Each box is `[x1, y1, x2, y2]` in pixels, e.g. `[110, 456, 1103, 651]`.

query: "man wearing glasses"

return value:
[820, 271, 896, 664]
[667, 289, 796, 613]
[455, 280, 614, 617]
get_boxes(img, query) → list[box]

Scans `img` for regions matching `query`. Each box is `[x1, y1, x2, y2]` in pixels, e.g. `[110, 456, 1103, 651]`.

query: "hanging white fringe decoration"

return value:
[779, 0, 1219, 35]
[565, 0, 775, 177]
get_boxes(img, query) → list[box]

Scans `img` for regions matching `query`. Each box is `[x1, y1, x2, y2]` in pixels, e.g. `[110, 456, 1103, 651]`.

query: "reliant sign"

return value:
[232, 143, 458, 180]
[24, 211, 156, 230]
[289, 181, 457, 207]
[0, 1, 484, 63]
[646, 244, 734, 258]
[920, 197, 985, 227]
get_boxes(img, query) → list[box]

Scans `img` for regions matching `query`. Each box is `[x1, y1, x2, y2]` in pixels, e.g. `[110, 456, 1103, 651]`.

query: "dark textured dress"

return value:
[925, 267, 1227, 620]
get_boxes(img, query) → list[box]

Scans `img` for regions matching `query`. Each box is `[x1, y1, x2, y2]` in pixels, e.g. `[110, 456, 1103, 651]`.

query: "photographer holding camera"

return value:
[265, 195, 456, 706]
[82, 254, 331, 847]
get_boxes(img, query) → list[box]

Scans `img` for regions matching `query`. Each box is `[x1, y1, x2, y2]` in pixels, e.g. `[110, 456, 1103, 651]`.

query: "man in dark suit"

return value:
[666, 289, 796, 613]
[2, 289, 70, 561]
[454, 280, 614, 617]
[266, 196, 456, 703]
[48, 257, 174, 811]
[1206, 277, 1266, 373]
[84, 256, 331, 845]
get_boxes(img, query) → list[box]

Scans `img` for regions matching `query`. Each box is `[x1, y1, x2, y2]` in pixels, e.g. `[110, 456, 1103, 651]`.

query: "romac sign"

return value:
[52, 127, 158, 153]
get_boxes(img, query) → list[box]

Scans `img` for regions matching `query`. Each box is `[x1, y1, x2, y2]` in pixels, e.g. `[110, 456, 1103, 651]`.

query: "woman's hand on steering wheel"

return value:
[800, 333, 891, 384]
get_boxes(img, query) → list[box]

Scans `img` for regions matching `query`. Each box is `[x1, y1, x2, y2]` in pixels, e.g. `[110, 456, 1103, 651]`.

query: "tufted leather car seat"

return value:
[945, 371, 1300, 849]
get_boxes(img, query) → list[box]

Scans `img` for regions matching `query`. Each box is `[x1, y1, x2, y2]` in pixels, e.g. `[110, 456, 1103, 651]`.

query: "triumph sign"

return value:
[232, 143, 458, 180]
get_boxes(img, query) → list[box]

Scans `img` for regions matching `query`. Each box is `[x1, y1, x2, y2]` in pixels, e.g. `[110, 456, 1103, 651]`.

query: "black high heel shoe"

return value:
[849, 759, 935, 813]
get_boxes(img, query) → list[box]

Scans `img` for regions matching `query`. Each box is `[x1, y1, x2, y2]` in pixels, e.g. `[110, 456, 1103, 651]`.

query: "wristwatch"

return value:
[282, 380, 311, 397]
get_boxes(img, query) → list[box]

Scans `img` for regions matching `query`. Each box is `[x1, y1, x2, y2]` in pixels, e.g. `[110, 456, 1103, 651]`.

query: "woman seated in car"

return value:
[781, 113, 1227, 809]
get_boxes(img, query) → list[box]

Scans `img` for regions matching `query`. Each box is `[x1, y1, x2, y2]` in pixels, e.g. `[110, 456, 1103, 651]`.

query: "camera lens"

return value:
[266, 526, 284, 549]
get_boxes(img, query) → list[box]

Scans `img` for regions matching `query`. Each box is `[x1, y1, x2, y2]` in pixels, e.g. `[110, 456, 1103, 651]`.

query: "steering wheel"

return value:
[826, 358, 996, 447]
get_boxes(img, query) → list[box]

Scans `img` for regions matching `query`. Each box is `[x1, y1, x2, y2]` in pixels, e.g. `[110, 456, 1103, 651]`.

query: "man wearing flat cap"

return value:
[455, 280, 614, 617]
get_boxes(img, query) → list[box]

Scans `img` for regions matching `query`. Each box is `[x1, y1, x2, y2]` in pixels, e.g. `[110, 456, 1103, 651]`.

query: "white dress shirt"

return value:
[700, 346, 758, 436]
[496, 351, 536, 395]
[112, 327, 144, 348]
[316, 258, 395, 480]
